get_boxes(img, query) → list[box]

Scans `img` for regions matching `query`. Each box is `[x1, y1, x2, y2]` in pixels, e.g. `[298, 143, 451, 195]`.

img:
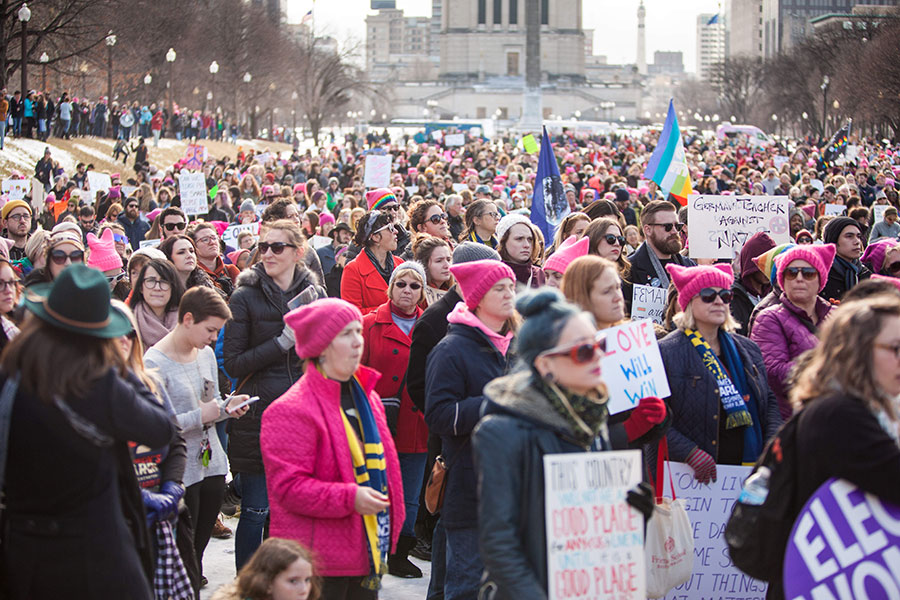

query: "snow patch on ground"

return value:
[0, 138, 77, 177]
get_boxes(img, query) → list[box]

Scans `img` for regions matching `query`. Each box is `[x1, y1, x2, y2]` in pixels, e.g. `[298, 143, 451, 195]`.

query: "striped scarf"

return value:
[340, 374, 391, 590]
[467, 230, 498, 249]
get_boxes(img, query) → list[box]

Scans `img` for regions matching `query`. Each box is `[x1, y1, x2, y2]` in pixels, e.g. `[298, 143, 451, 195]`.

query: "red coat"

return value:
[341, 251, 404, 315]
[361, 302, 427, 454]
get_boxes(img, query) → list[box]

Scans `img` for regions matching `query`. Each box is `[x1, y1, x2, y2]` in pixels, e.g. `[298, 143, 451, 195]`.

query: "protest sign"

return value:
[452, 183, 467, 193]
[364, 154, 392, 189]
[688, 195, 790, 260]
[431, 130, 443, 142]
[631, 284, 667, 324]
[222, 222, 259, 248]
[254, 152, 271, 166]
[544, 450, 644, 600]
[783, 478, 900, 599]
[823, 204, 847, 216]
[30, 178, 44, 211]
[661, 463, 767, 600]
[600, 320, 670, 415]
[184, 144, 207, 170]
[445, 133, 465, 147]
[178, 172, 208, 216]
[522, 134, 539, 154]
[873, 205, 889, 225]
[2, 179, 30, 201]
[773, 156, 790, 170]
[139, 239, 161, 249]
[86, 172, 112, 200]
[121, 185, 137, 199]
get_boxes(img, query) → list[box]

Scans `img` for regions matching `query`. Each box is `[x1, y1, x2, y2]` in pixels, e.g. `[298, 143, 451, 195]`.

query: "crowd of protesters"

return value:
[0, 116, 899, 600]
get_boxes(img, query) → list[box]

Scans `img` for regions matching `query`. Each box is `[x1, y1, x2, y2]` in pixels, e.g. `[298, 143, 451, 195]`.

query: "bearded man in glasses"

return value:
[626, 200, 696, 298]
[159, 207, 188, 241]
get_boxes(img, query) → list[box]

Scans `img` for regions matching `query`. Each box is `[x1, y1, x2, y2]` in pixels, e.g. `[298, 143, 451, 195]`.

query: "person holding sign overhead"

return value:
[657, 264, 781, 483]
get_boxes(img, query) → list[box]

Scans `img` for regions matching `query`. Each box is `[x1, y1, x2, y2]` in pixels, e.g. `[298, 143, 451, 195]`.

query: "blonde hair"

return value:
[673, 301, 739, 333]
[388, 266, 426, 305]
[561, 255, 619, 324]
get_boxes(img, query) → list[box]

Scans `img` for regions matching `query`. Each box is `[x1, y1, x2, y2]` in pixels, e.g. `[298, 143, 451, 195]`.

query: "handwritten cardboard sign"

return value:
[139, 239, 161, 249]
[221, 222, 259, 249]
[363, 154, 392, 189]
[783, 478, 900, 599]
[2, 179, 29, 201]
[545, 451, 645, 600]
[86, 172, 112, 203]
[30, 178, 44, 211]
[662, 462, 768, 600]
[631, 284, 667, 325]
[600, 320, 670, 415]
[823, 204, 847, 216]
[445, 133, 465, 147]
[873, 205, 889, 225]
[688, 195, 790, 260]
[178, 172, 208, 216]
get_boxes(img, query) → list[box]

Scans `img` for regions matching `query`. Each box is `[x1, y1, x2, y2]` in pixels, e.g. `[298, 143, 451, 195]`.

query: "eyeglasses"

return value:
[194, 235, 218, 245]
[887, 261, 900, 275]
[875, 342, 900, 360]
[539, 331, 607, 365]
[427, 213, 448, 225]
[373, 223, 396, 236]
[7, 213, 31, 222]
[394, 281, 422, 290]
[143, 277, 171, 291]
[49, 249, 85, 265]
[480, 211, 500, 219]
[258, 241, 297, 255]
[648, 222, 685, 233]
[784, 266, 818, 281]
[604, 234, 627, 247]
[698, 288, 733, 304]
[0, 279, 17, 291]
[163, 222, 187, 232]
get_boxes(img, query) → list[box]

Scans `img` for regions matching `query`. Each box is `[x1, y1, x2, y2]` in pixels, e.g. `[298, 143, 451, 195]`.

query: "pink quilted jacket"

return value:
[260, 364, 404, 577]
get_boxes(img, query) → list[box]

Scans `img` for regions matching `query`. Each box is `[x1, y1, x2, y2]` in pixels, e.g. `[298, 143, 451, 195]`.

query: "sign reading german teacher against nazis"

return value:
[544, 450, 645, 600]
[688, 195, 790, 260]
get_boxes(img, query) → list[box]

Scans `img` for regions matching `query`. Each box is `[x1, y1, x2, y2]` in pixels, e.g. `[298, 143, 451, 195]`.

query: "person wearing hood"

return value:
[820, 216, 870, 303]
[746, 243, 796, 336]
[472, 289, 655, 599]
[223, 218, 327, 571]
[495, 213, 545, 290]
[730, 232, 776, 336]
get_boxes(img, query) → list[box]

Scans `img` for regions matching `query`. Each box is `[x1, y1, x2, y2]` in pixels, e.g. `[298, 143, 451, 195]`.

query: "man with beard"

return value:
[625, 200, 696, 313]
[1, 200, 33, 261]
[117, 197, 151, 250]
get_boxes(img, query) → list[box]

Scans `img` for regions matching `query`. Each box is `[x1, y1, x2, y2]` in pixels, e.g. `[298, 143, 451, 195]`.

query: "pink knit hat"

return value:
[365, 188, 397, 211]
[870, 274, 900, 292]
[449, 259, 516, 310]
[284, 298, 363, 359]
[544, 236, 589, 275]
[774, 243, 836, 293]
[226, 248, 249, 266]
[666, 263, 735, 311]
[86, 229, 123, 272]
[861, 239, 894, 274]
[318, 212, 335, 226]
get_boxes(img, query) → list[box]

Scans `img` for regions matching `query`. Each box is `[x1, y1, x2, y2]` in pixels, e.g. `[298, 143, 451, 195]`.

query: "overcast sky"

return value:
[285, 0, 721, 73]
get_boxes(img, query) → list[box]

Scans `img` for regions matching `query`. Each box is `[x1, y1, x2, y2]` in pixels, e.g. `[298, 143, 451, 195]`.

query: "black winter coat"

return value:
[820, 258, 871, 304]
[730, 280, 762, 337]
[408, 286, 462, 413]
[473, 372, 611, 599]
[222, 264, 325, 474]
[424, 320, 512, 529]
[625, 242, 695, 313]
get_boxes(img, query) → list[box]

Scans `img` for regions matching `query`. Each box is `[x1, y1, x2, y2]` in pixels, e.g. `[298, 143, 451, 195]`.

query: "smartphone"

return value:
[226, 396, 260, 414]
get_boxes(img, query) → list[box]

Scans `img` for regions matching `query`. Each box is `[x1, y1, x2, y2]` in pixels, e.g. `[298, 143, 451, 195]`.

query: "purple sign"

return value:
[784, 478, 900, 599]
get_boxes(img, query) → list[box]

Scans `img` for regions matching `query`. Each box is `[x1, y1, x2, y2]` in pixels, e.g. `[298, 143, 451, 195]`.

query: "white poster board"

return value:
[86, 172, 112, 199]
[823, 203, 846, 216]
[139, 238, 161, 249]
[544, 451, 645, 600]
[30, 178, 44, 212]
[772, 156, 790, 171]
[873, 205, 889, 225]
[2, 179, 30, 201]
[688, 195, 790, 260]
[364, 155, 392, 189]
[661, 463, 768, 599]
[445, 133, 465, 147]
[452, 183, 467, 193]
[221, 222, 259, 249]
[600, 319, 671, 415]
[630, 284, 667, 324]
[178, 172, 209, 216]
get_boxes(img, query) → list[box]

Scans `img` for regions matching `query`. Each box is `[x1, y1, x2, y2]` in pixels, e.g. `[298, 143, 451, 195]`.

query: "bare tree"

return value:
[708, 56, 765, 124]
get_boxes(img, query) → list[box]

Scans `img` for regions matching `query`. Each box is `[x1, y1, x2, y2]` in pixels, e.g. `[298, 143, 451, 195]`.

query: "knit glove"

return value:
[623, 396, 667, 442]
[157, 481, 185, 522]
[274, 323, 296, 353]
[626, 482, 655, 524]
[142, 489, 168, 526]
[686, 447, 717, 484]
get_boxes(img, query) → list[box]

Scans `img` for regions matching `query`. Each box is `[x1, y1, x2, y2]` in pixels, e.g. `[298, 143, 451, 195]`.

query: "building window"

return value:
[509, 0, 517, 24]
[541, 0, 548, 25]
[494, 0, 502, 23]
[507, 52, 519, 75]
[478, 0, 486, 24]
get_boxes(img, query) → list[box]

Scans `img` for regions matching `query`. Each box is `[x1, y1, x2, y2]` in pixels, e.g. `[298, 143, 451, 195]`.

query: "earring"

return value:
[542, 371, 555, 383]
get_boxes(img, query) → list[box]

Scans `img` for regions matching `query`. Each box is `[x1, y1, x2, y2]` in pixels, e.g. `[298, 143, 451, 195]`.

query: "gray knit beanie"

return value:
[451, 241, 501, 264]
[389, 260, 427, 288]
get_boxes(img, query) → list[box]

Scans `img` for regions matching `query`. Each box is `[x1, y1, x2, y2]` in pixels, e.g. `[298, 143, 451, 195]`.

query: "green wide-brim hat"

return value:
[23, 264, 133, 338]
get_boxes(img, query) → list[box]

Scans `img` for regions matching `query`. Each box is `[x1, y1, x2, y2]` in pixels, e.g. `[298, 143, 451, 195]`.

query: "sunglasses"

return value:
[373, 223, 396, 236]
[698, 288, 733, 304]
[649, 222, 685, 233]
[380, 203, 400, 212]
[106, 271, 126, 284]
[111, 233, 127, 244]
[784, 266, 818, 281]
[258, 241, 297, 255]
[164, 222, 187, 232]
[394, 281, 422, 290]
[604, 234, 627, 246]
[50, 249, 85, 265]
[427, 213, 448, 225]
[887, 261, 900, 275]
[540, 331, 607, 365]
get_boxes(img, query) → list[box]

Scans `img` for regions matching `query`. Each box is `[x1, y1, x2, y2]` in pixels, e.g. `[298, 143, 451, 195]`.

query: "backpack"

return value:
[724, 412, 801, 583]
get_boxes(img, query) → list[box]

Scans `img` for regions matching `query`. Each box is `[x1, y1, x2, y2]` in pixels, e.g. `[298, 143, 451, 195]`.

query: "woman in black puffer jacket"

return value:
[222, 219, 325, 571]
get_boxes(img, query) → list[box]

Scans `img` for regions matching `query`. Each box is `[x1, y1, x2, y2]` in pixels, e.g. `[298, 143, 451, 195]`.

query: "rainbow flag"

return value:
[644, 99, 693, 206]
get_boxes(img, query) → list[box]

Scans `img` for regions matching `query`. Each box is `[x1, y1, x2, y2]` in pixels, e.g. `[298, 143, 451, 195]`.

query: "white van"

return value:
[715, 124, 774, 147]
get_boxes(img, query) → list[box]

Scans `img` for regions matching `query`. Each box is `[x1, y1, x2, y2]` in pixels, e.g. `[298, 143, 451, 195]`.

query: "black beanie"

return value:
[823, 216, 859, 245]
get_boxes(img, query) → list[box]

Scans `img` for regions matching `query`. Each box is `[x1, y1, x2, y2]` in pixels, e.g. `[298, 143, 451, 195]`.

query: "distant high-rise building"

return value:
[637, 1, 647, 75]
[726, 0, 764, 58]
[371, 0, 396, 8]
[366, 7, 438, 81]
[762, 0, 898, 57]
[431, 0, 442, 58]
[696, 13, 725, 80]
[649, 51, 684, 74]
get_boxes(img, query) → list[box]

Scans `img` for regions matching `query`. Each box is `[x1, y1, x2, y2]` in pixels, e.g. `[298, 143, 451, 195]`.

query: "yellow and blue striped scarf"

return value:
[340, 374, 390, 590]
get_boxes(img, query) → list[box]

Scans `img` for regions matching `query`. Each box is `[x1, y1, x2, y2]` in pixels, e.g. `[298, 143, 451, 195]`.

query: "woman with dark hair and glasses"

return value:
[223, 218, 326, 571]
[159, 234, 217, 292]
[658, 264, 782, 483]
[751, 244, 836, 419]
[129, 258, 185, 348]
[23, 230, 86, 288]
[341, 210, 403, 315]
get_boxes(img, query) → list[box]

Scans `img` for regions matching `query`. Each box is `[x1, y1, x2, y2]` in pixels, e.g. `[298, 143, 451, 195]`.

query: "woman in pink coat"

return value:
[260, 298, 405, 600]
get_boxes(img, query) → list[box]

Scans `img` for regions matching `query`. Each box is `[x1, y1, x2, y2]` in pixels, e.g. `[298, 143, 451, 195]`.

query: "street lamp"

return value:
[166, 47, 176, 114]
[105, 31, 117, 109]
[39, 52, 48, 91]
[19, 3, 31, 96]
[291, 90, 298, 134]
[209, 60, 219, 106]
[820, 75, 830, 138]
[730, 115, 736, 123]
[143, 73, 152, 104]
[574, 110, 581, 119]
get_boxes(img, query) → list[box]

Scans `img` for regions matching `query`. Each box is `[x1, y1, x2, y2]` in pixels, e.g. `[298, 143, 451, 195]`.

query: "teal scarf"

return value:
[684, 329, 763, 464]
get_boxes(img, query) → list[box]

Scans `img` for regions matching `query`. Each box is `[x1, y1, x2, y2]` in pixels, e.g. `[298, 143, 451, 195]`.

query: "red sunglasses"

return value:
[539, 332, 607, 365]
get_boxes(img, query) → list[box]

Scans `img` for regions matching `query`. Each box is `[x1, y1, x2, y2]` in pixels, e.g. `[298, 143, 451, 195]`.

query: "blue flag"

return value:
[531, 126, 569, 244]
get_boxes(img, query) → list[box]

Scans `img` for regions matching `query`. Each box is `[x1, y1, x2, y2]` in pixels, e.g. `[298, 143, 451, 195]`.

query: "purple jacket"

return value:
[750, 294, 833, 419]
